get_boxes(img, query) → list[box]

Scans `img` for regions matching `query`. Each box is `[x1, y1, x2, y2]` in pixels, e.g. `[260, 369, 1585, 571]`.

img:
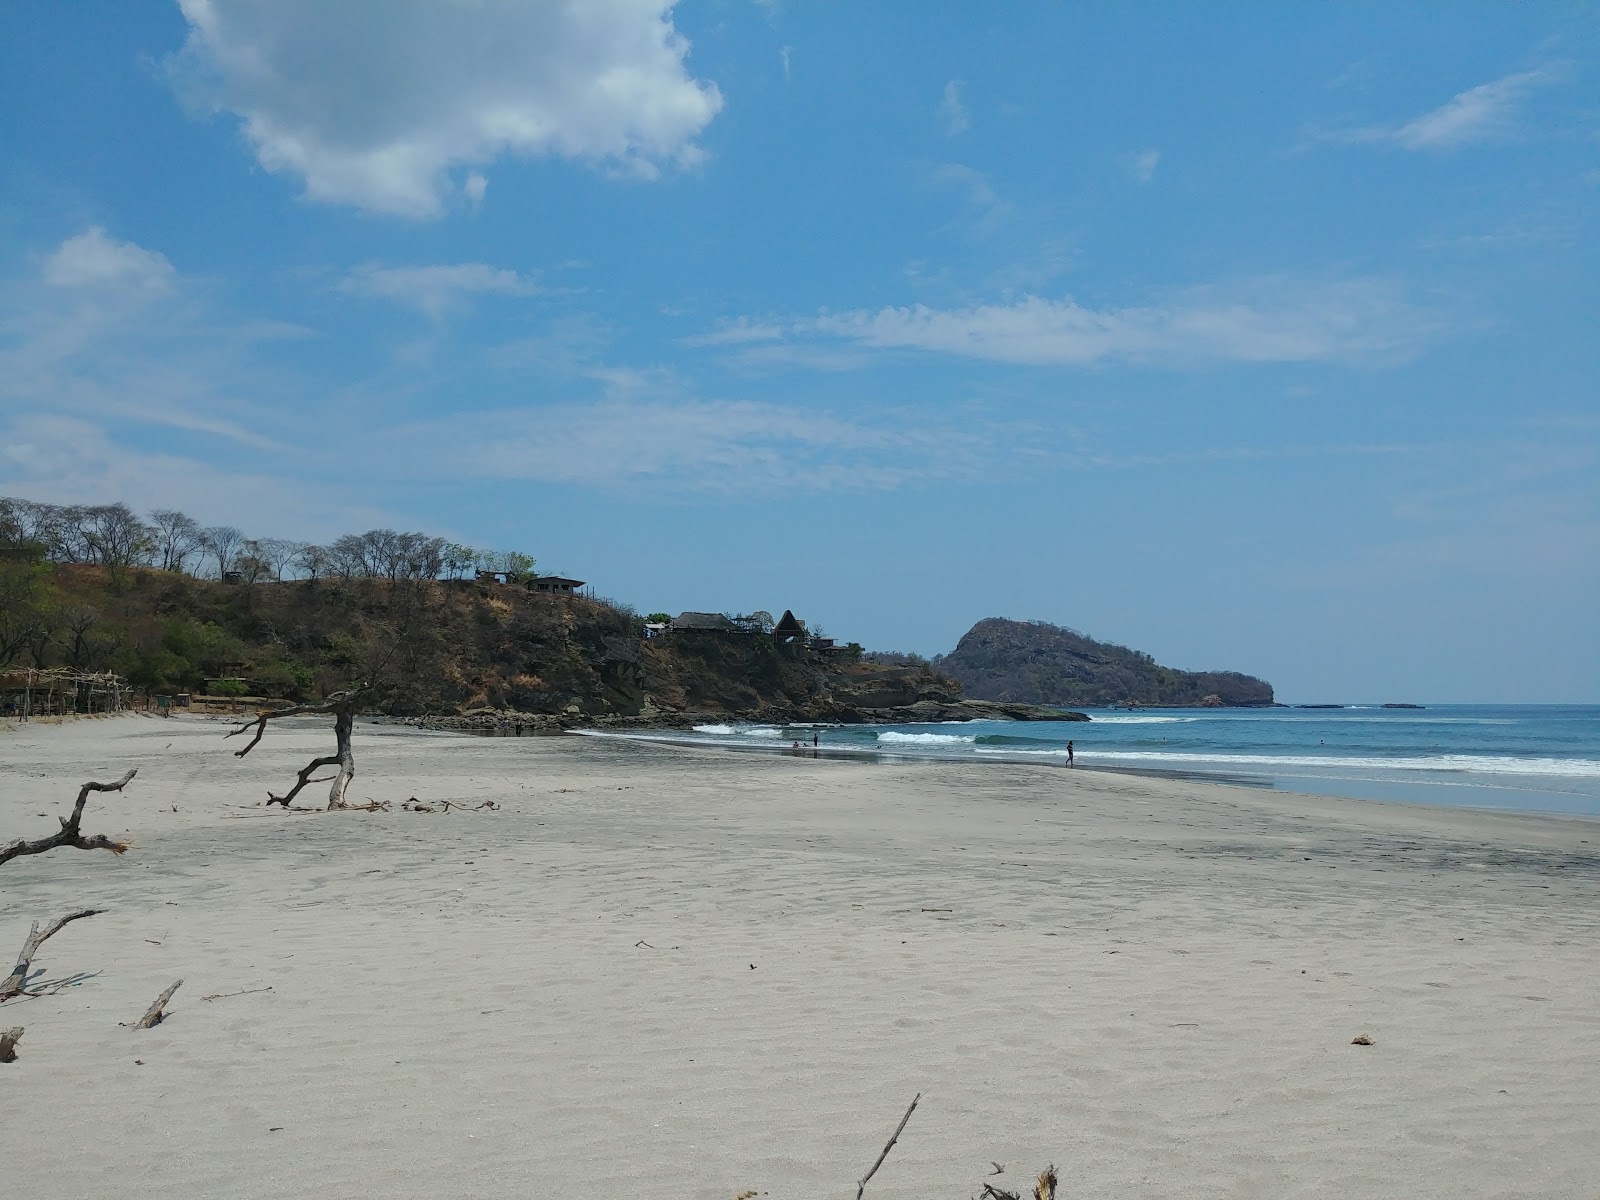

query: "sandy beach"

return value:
[2, 713, 1598, 1198]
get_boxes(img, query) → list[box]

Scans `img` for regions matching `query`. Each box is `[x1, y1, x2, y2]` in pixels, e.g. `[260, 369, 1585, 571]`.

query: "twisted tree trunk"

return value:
[226, 687, 364, 809]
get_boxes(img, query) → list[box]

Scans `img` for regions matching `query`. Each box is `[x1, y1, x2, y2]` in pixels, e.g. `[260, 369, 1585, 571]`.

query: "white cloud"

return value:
[1332, 68, 1553, 151]
[384, 396, 997, 492]
[1127, 148, 1160, 184]
[43, 227, 174, 292]
[940, 80, 970, 136]
[169, 0, 724, 218]
[339, 262, 538, 316]
[697, 279, 1444, 369]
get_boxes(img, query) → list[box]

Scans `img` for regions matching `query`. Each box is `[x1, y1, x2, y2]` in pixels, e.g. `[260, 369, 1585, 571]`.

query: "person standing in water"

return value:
[1066, 740, 1075, 768]
[812, 731, 819, 748]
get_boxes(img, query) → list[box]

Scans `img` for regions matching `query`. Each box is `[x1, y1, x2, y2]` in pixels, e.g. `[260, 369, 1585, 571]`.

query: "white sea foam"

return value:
[741, 727, 784, 737]
[876, 731, 976, 746]
[972, 748, 1600, 778]
[693, 724, 735, 735]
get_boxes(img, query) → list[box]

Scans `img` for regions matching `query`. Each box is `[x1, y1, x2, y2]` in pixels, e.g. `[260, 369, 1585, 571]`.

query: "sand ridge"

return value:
[2, 714, 1598, 1197]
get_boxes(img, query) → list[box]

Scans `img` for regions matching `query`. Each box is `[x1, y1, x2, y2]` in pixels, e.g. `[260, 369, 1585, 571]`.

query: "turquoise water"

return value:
[580, 705, 1600, 818]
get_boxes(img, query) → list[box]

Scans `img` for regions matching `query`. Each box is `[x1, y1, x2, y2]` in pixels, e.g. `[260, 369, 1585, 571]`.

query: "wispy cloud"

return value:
[940, 80, 970, 136]
[381, 395, 1007, 493]
[1126, 148, 1160, 184]
[1324, 68, 1556, 150]
[692, 278, 1446, 370]
[338, 262, 540, 317]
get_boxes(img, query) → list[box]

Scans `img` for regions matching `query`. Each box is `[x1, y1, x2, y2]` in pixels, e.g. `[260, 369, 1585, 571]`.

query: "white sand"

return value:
[2, 713, 1598, 1198]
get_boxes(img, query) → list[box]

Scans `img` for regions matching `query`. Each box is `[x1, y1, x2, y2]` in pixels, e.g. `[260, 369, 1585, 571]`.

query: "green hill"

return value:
[933, 617, 1274, 708]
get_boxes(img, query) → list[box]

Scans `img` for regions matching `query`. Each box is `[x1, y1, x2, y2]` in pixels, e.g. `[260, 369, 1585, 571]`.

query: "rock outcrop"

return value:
[934, 617, 1273, 708]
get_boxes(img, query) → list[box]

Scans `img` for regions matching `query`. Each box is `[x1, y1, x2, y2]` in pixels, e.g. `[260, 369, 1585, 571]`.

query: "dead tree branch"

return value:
[1, 909, 105, 1001]
[226, 688, 365, 809]
[1034, 1165, 1058, 1200]
[0, 1027, 21, 1062]
[856, 1092, 920, 1199]
[0, 770, 135, 867]
[134, 979, 182, 1028]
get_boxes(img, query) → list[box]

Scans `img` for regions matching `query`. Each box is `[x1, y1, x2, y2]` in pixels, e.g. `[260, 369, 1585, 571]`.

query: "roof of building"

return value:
[671, 611, 740, 632]
[773, 609, 807, 636]
[531, 576, 586, 587]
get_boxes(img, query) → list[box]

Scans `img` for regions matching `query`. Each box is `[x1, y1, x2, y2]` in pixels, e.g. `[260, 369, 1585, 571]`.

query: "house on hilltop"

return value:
[529, 575, 585, 594]
[671, 612, 742, 633]
[772, 609, 807, 644]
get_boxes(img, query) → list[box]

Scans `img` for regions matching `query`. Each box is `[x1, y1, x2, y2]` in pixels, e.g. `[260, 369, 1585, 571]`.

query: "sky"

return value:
[2, 2, 1597, 703]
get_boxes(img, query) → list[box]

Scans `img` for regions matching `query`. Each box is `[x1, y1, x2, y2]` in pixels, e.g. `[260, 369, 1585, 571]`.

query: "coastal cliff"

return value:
[934, 617, 1274, 708]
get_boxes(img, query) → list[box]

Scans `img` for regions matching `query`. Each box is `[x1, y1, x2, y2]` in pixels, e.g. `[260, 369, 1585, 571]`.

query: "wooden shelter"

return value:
[0, 667, 131, 720]
[772, 610, 808, 644]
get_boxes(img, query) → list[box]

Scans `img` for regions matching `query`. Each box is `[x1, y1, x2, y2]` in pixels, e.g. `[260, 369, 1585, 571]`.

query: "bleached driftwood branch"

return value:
[226, 688, 365, 809]
[134, 979, 183, 1028]
[856, 1092, 920, 1199]
[0, 909, 105, 1001]
[0, 770, 136, 867]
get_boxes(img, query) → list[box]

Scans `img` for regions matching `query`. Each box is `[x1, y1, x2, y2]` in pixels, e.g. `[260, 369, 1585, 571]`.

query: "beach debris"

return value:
[225, 687, 366, 809]
[1351, 1034, 1374, 1045]
[981, 1185, 1019, 1199]
[201, 986, 272, 1002]
[1035, 1165, 1058, 1200]
[989, 1161, 1005, 1175]
[855, 1092, 920, 1199]
[0, 770, 136, 868]
[0, 1026, 22, 1062]
[735, 1192, 758, 1200]
[1, 909, 105, 1002]
[132, 979, 183, 1029]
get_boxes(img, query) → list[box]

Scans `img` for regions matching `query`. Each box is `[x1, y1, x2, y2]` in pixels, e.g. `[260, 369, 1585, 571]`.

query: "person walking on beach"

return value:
[1066, 740, 1075, 768]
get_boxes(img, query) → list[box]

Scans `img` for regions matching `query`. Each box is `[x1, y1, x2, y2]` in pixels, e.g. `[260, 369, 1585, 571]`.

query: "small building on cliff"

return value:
[671, 612, 742, 633]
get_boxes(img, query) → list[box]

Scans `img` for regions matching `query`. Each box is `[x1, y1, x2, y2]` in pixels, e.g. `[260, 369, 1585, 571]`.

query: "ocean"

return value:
[579, 704, 1600, 818]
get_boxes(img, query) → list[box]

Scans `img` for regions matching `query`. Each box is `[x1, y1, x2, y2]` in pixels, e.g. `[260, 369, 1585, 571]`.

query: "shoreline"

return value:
[571, 724, 1600, 823]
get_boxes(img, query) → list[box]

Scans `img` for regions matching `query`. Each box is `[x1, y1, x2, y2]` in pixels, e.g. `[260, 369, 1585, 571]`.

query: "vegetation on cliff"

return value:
[934, 617, 1274, 708]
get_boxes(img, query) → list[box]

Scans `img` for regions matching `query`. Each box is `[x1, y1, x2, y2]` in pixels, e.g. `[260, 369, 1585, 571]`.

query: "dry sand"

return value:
[2, 713, 1598, 1198]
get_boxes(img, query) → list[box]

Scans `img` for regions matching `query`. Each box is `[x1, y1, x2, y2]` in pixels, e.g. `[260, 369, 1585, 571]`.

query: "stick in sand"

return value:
[856, 1092, 920, 1199]
[135, 979, 183, 1028]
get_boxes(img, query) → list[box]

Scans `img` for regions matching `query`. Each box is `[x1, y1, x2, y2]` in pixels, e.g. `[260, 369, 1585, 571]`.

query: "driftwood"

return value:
[980, 1165, 1057, 1200]
[856, 1093, 920, 1199]
[0, 770, 135, 867]
[0, 1027, 21, 1062]
[134, 979, 183, 1028]
[226, 688, 364, 809]
[0, 909, 104, 1001]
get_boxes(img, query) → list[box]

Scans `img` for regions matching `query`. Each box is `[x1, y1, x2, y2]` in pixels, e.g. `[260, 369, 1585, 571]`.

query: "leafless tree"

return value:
[149, 508, 204, 573]
[255, 537, 303, 580]
[82, 504, 154, 567]
[201, 525, 245, 578]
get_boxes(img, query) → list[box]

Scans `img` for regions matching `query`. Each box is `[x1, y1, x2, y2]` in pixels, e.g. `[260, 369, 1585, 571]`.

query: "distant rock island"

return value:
[933, 618, 1274, 708]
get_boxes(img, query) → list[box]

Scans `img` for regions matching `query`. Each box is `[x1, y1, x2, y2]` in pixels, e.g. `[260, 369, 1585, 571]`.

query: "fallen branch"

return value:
[134, 979, 182, 1028]
[1034, 1166, 1058, 1200]
[0, 909, 105, 1001]
[201, 986, 273, 1002]
[856, 1092, 920, 1199]
[0, 1027, 21, 1062]
[0, 771, 135, 867]
[226, 688, 364, 809]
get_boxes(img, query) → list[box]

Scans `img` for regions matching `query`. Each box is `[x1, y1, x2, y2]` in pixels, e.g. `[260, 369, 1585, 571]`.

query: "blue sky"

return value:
[2, 2, 1597, 702]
